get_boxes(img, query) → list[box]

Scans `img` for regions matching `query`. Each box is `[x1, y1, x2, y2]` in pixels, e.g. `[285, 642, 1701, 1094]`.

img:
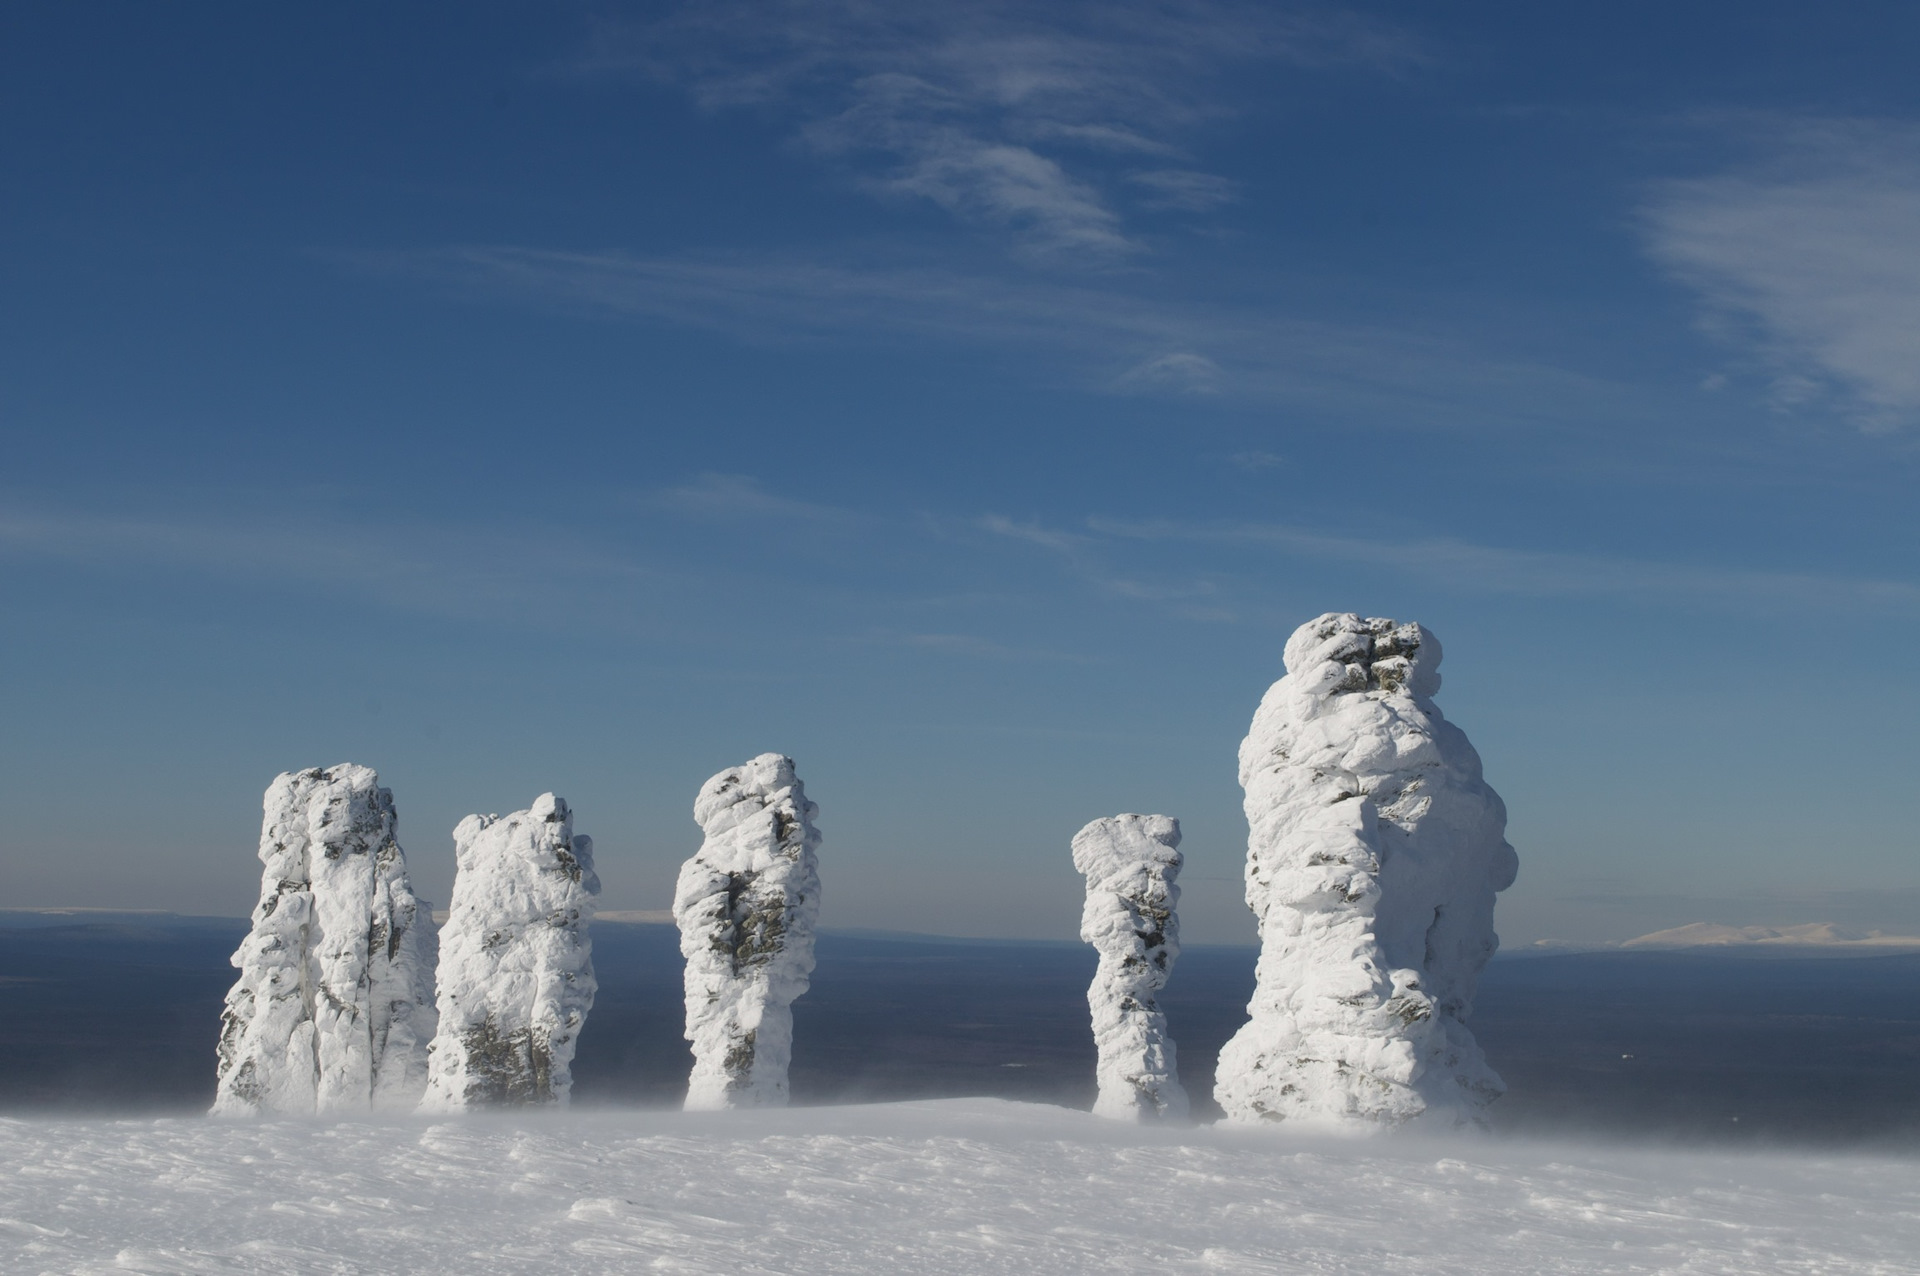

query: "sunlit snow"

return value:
[3, 1099, 1915, 1274]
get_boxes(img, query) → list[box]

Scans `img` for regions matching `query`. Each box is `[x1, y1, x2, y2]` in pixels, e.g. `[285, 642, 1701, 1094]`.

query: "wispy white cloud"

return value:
[1227, 450, 1286, 471]
[878, 134, 1134, 258]
[977, 514, 1090, 557]
[886, 630, 1094, 663]
[580, 1, 1419, 262]
[1097, 515, 1920, 607]
[0, 505, 659, 629]
[1644, 120, 1920, 431]
[979, 514, 1229, 613]
[647, 473, 864, 527]
[373, 244, 1638, 427]
[983, 510, 1920, 611]
[1126, 168, 1239, 211]
[1114, 350, 1222, 393]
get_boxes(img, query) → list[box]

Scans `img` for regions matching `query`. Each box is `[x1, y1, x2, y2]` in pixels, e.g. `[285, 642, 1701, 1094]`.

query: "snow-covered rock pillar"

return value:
[1214, 613, 1519, 1131]
[212, 764, 438, 1116]
[418, 794, 599, 1111]
[1072, 814, 1189, 1122]
[674, 753, 822, 1110]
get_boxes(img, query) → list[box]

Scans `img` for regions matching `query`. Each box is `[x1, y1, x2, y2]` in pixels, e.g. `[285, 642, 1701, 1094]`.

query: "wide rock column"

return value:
[674, 753, 822, 1110]
[1072, 813, 1189, 1122]
[1214, 613, 1519, 1130]
[418, 794, 599, 1111]
[213, 764, 438, 1116]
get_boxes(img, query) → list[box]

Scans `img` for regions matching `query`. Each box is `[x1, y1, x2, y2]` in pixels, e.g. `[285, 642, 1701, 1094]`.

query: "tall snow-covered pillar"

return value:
[674, 753, 822, 1110]
[213, 764, 438, 1116]
[1214, 614, 1518, 1130]
[418, 794, 599, 1112]
[1072, 813, 1189, 1122]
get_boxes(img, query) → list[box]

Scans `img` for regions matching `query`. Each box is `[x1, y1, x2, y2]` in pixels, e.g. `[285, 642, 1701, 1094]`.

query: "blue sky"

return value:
[2, 1, 1917, 944]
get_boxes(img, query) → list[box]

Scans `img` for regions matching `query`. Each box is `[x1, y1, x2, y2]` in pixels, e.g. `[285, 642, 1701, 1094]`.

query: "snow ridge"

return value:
[1072, 813, 1189, 1122]
[1215, 613, 1519, 1130]
[212, 764, 437, 1116]
[674, 753, 822, 1110]
[419, 794, 599, 1111]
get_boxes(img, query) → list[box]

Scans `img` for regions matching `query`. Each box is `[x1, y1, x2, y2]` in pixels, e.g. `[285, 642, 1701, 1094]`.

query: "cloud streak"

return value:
[581, 1, 1420, 262]
[985, 511, 1920, 611]
[646, 473, 866, 528]
[376, 244, 1640, 429]
[0, 505, 659, 631]
[1644, 120, 1920, 431]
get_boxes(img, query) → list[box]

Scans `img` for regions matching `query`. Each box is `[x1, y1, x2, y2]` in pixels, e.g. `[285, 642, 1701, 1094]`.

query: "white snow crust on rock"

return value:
[8, 1101, 1918, 1275]
[418, 794, 599, 1112]
[212, 764, 438, 1117]
[1215, 613, 1520, 1131]
[1071, 814, 1189, 1122]
[674, 753, 822, 1110]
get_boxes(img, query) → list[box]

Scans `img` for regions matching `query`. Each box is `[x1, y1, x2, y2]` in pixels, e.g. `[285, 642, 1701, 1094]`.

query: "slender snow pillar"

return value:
[1072, 814, 1189, 1122]
[1214, 614, 1519, 1131]
[674, 753, 821, 1110]
[418, 794, 599, 1112]
[213, 764, 437, 1116]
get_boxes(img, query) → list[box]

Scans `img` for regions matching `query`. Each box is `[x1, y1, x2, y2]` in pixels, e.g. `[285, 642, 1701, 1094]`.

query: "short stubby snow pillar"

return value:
[212, 764, 438, 1116]
[674, 753, 822, 1110]
[418, 794, 599, 1112]
[1214, 614, 1520, 1131]
[1072, 813, 1190, 1122]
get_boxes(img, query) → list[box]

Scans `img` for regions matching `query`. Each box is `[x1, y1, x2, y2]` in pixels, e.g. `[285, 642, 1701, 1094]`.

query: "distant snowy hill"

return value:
[3, 1099, 1916, 1273]
[1623, 922, 1920, 950]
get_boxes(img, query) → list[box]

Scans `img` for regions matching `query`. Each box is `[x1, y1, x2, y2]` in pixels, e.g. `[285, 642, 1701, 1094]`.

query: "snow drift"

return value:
[9, 1101, 1915, 1274]
[674, 753, 822, 1110]
[1215, 613, 1519, 1130]
[1071, 813, 1189, 1121]
[212, 764, 437, 1116]
[419, 794, 599, 1111]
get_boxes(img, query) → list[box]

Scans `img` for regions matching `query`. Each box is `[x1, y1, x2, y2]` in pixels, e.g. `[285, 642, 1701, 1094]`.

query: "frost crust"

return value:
[674, 753, 822, 1110]
[419, 793, 599, 1112]
[212, 764, 437, 1116]
[1072, 813, 1189, 1122]
[1214, 613, 1519, 1130]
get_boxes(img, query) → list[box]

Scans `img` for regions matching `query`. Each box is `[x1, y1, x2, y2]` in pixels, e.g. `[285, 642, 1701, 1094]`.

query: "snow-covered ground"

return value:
[3, 1099, 1915, 1274]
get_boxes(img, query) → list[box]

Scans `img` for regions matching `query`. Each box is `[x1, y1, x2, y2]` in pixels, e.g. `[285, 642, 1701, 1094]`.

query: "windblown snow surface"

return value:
[4, 1100, 1915, 1274]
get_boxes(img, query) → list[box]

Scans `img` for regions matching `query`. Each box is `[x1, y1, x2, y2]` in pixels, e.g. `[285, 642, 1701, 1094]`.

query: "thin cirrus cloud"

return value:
[1125, 168, 1240, 212]
[578, 0, 1421, 262]
[1643, 120, 1920, 431]
[379, 244, 1637, 428]
[0, 504, 663, 633]
[981, 512, 1920, 612]
[645, 471, 867, 528]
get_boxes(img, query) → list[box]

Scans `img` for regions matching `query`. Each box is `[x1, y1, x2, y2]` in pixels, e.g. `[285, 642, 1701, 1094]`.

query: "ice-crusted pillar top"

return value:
[1282, 613, 1441, 701]
[692, 755, 820, 864]
[1071, 815, 1184, 949]
[449, 793, 598, 887]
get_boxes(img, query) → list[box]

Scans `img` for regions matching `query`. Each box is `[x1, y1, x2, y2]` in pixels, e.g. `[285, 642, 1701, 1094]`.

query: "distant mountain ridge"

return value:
[1622, 922, 1920, 950]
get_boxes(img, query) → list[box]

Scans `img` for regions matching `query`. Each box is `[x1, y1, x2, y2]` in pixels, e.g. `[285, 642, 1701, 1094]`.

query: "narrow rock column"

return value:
[1214, 613, 1519, 1130]
[1072, 813, 1189, 1122]
[213, 764, 437, 1116]
[418, 794, 599, 1112]
[674, 753, 821, 1110]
